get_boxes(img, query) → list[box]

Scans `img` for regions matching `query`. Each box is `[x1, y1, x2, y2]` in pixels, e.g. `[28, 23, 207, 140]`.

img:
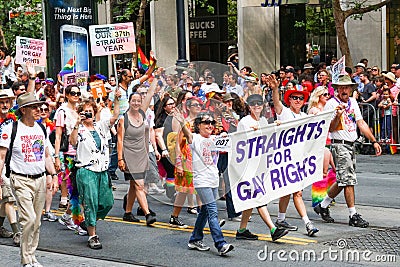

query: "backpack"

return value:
[5, 121, 47, 177]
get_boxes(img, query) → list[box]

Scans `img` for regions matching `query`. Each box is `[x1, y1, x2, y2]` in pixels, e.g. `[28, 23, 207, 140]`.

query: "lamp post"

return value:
[176, 0, 188, 69]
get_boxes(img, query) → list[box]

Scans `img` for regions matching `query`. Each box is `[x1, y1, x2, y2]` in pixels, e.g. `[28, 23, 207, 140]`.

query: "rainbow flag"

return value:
[59, 56, 76, 76]
[137, 46, 150, 71]
[311, 169, 336, 207]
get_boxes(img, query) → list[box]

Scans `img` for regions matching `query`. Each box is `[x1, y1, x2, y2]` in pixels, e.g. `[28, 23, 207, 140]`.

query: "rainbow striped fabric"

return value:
[311, 169, 336, 207]
[59, 56, 76, 76]
[137, 46, 149, 71]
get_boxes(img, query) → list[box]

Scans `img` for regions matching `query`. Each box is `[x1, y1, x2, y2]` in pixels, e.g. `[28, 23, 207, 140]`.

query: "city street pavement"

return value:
[0, 154, 399, 266]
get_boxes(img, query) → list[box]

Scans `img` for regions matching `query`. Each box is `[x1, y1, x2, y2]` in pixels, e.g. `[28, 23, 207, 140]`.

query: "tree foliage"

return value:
[333, 0, 392, 66]
[0, 0, 43, 54]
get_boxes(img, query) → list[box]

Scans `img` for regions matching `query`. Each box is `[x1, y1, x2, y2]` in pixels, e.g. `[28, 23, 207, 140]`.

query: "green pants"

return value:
[76, 168, 114, 227]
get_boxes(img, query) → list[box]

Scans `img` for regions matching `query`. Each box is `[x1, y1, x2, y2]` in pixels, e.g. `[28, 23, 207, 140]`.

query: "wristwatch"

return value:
[29, 76, 36, 80]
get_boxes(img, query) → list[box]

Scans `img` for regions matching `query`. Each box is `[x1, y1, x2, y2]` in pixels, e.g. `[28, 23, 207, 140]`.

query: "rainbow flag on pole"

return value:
[137, 46, 149, 71]
[59, 56, 76, 76]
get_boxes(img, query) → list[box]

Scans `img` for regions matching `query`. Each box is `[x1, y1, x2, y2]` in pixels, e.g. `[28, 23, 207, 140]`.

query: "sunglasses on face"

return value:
[69, 91, 82, 97]
[165, 102, 175, 106]
[372, 69, 378, 71]
[200, 119, 216, 125]
[139, 92, 147, 95]
[248, 101, 263, 106]
[40, 107, 49, 112]
[28, 104, 41, 110]
[321, 93, 330, 97]
[290, 95, 305, 101]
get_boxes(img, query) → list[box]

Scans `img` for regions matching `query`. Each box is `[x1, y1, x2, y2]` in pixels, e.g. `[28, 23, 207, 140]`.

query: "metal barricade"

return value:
[358, 102, 379, 144]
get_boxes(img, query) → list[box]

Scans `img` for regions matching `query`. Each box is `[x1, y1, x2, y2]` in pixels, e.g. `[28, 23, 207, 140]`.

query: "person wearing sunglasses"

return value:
[37, 102, 58, 223]
[269, 75, 319, 237]
[234, 94, 289, 242]
[70, 94, 120, 249]
[53, 84, 87, 235]
[172, 111, 234, 256]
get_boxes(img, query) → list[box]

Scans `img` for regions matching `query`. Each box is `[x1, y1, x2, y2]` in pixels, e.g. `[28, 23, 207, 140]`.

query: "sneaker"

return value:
[32, 261, 43, 267]
[236, 229, 258, 240]
[58, 203, 68, 210]
[43, 211, 58, 222]
[123, 212, 140, 223]
[275, 220, 298, 231]
[228, 215, 242, 222]
[349, 213, 369, 228]
[75, 225, 88, 236]
[13, 232, 21, 246]
[187, 207, 198, 215]
[137, 206, 156, 217]
[305, 222, 319, 237]
[147, 184, 165, 195]
[58, 213, 76, 231]
[87, 235, 102, 249]
[218, 243, 234, 256]
[330, 199, 336, 206]
[0, 226, 13, 238]
[219, 219, 226, 228]
[188, 240, 210, 251]
[112, 185, 117, 191]
[314, 204, 335, 223]
[22, 264, 33, 267]
[169, 216, 188, 229]
[145, 214, 156, 226]
[271, 228, 289, 242]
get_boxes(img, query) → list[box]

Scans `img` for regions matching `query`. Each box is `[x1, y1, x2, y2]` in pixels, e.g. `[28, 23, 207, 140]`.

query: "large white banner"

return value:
[228, 111, 333, 212]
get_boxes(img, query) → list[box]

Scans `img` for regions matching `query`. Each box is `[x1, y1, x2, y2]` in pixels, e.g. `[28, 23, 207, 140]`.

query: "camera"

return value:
[84, 112, 93, 119]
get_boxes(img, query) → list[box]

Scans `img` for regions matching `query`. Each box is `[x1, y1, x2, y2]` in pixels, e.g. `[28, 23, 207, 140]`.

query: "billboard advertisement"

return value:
[44, 0, 95, 80]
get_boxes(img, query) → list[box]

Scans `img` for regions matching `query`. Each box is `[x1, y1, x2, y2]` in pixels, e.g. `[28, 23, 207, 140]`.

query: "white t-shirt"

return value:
[237, 115, 269, 132]
[277, 106, 307, 122]
[109, 80, 140, 115]
[54, 104, 78, 155]
[0, 121, 49, 175]
[190, 133, 219, 188]
[324, 97, 362, 142]
[75, 120, 111, 172]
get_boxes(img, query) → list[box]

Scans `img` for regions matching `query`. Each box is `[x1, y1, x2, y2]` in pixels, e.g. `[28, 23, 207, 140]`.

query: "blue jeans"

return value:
[189, 187, 226, 250]
[108, 139, 118, 174]
[223, 170, 241, 219]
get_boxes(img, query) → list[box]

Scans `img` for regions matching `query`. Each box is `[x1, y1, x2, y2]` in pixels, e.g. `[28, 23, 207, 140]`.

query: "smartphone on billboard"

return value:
[60, 25, 89, 75]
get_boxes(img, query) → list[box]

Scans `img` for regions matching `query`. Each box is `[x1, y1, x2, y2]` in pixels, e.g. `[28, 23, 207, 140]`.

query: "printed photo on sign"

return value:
[60, 25, 89, 76]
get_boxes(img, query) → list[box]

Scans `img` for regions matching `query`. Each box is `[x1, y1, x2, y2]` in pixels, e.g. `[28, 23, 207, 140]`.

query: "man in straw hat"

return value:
[314, 74, 381, 228]
[268, 75, 319, 237]
[0, 92, 59, 267]
[0, 89, 22, 246]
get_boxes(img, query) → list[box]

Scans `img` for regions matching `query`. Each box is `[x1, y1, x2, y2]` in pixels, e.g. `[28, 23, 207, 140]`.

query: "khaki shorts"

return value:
[331, 143, 357, 186]
[1, 184, 16, 203]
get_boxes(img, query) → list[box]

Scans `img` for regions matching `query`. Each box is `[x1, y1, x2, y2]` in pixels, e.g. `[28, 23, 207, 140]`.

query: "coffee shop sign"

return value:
[189, 20, 215, 39]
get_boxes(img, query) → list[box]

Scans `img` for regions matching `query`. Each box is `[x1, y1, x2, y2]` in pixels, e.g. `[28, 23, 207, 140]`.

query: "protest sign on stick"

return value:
[89, 22, 136, 57]
[15, 36, 47, 67]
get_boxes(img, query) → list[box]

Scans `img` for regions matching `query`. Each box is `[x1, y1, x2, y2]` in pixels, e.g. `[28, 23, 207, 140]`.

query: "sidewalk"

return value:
[0, 244, 142, 267]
